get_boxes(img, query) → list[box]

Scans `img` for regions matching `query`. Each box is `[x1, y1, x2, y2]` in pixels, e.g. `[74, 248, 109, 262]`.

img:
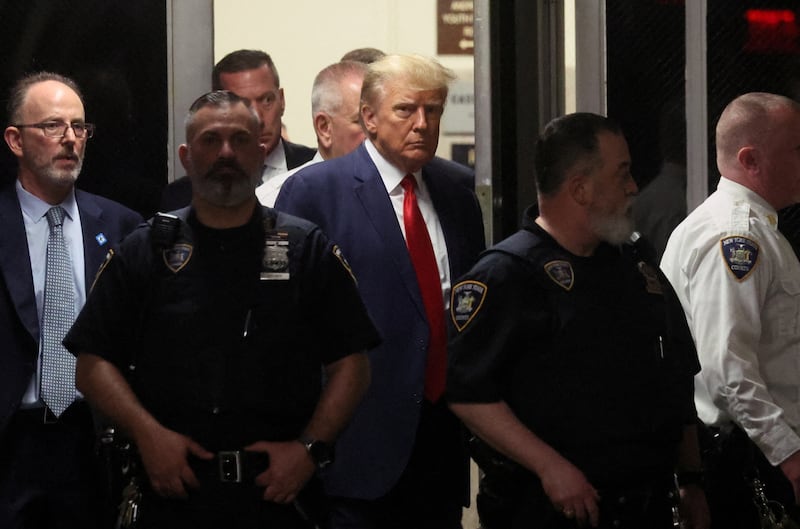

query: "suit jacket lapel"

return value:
[75, 190, 107, 286]
[352, 149, 428, 320]
[0, 183, 39, 341]
[423, 167, 462, 279]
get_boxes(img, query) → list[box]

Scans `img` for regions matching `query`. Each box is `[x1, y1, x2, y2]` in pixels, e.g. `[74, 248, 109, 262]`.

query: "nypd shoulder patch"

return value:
[544, 260, 574, 291]
[720, 236, 759, 281]
[451, 280, 487, 332]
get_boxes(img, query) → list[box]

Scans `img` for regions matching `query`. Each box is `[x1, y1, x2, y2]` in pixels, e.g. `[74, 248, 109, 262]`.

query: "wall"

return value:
[214, 0, 474, 159]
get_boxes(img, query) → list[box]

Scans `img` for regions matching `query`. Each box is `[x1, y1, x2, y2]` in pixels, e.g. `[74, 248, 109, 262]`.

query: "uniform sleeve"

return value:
[64, 232, 149, 369]
[446, 254, 538, 403]
[298, 227, 381, 365]
[664, 229, 800, 465]
[659, 268, 701, 424]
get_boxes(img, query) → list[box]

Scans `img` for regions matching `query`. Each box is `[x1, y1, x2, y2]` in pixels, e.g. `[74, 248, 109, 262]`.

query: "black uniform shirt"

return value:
[447, 210, 699, 486]
[65, 206, 381, 449]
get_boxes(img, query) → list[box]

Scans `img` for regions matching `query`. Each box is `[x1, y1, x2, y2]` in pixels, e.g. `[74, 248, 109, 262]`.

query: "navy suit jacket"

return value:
[275, 143, 485, 499]
[0, 181, 142, 434]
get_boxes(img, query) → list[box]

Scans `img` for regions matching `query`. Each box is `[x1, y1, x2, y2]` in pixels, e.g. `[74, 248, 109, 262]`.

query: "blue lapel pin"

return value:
[95, 233, 107, 246]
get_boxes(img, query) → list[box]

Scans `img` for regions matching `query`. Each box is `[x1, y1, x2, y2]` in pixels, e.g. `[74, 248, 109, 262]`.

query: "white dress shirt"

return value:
[364, 140, 452, 308]
[661, 177, 800, 465]
[262, 139, 288, 183]
[257, 151, 324, 207]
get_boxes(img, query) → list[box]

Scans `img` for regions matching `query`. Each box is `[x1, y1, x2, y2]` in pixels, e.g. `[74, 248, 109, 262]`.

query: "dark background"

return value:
[0, 0, 168, 218]
[606, 0, 800, 191]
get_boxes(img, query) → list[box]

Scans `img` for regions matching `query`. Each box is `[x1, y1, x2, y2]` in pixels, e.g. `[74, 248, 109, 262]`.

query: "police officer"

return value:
[64, 90, 380, 529]
[446, 113, 710, 529]
[662, 92, 800, 528]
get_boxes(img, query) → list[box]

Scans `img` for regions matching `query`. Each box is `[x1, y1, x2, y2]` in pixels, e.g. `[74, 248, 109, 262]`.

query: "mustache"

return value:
[205, 160, 248, 179]
[54, 150, 79, 162]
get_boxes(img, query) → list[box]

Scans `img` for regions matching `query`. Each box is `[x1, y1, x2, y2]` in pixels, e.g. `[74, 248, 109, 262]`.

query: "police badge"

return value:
[544, 260, 574, 291]
[261, 231, 290, 280]
[163, 243, 193, 273]
[637, 261, 663, 295]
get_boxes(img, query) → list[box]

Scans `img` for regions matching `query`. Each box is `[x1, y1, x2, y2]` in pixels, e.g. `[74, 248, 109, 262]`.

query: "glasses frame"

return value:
[12, 121, 95, 139]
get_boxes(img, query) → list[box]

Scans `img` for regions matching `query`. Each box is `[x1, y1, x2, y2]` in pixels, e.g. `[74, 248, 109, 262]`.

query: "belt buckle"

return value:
[218, 450, 243, 483]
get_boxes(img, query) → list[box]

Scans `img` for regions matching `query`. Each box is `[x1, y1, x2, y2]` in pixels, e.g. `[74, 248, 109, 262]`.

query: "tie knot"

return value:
[401, 174, 416, 193]
[46, 206, 65, 228]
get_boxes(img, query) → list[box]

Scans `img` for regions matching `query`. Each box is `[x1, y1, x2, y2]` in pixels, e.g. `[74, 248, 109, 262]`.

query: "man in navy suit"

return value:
[160, 49, 316, 211]
[276, 54, 485, 529]
[0, 72, 142, 529]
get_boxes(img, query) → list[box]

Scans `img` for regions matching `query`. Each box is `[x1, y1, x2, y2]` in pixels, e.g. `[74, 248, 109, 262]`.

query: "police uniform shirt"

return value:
[447, 210, 699, 486]
[661, 177, 800, 466]
[64, 206, 380, 448]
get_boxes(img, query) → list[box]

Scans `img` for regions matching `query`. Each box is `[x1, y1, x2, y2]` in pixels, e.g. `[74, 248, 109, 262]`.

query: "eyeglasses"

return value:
[13, 121, 95, 139]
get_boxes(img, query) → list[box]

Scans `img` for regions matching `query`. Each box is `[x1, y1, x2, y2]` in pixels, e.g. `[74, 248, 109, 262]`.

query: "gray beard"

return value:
[41, 159, 82, 188]
[590, 208, 634, 246]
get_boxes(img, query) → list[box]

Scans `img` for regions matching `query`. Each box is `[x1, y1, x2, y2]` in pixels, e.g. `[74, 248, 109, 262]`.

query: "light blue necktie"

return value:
[40, 206, 76, 417]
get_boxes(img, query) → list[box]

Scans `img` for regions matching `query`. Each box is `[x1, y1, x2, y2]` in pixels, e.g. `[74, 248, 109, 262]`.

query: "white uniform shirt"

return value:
[661, 177, 800, 465]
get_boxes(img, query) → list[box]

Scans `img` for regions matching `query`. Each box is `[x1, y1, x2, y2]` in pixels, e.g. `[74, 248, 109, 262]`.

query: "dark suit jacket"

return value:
[275, 143, 485, 499]
[158, 139, 316, 211]
[0, 181, 143, 434]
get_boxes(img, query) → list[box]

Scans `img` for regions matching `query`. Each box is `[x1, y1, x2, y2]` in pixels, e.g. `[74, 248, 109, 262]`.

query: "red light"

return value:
[745, 9, 795, 25]
[744, 9, 800, 54]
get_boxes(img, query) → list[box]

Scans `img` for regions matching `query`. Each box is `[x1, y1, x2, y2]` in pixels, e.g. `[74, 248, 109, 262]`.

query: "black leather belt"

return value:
[191, 450, 270, 484]
[13, 401, 91, 427]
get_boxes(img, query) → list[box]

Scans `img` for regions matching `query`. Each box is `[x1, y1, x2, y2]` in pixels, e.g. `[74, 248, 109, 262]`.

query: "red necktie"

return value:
[401, 175, 447, 402]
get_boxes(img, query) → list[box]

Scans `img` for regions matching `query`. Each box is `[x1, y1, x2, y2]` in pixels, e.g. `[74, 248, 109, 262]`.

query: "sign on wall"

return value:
[438, 0, 474, 55]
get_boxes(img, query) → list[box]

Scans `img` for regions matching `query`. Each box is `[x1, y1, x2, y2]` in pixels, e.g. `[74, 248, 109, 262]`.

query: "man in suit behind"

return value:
[276, 54, 485, 529]
[0, 72, 142, 529]
[160, 49, 316, 211]
[257, 59, 368, 206]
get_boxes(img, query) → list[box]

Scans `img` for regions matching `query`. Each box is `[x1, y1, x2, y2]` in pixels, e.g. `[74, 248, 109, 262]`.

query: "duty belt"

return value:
[191, 450, 270, 485]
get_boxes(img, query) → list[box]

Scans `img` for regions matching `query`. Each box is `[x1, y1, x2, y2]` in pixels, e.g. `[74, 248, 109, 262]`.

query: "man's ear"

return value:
[361, 103, 377, 136]
[178, 144, 191, 173]
[567, 171, 591, 206]
[4, 127, 23, 157]
[314, 112, 333, 150]
[737, 146, 758, 172]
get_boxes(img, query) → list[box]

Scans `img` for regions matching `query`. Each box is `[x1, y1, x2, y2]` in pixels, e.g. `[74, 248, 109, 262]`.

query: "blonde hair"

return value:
[360, 54, 456, 108]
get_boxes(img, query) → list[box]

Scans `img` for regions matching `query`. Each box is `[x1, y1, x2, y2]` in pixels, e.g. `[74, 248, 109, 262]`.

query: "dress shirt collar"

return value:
[717, 177, 779, 229]
[263, 139, 288, 182]
[364, 139, 422, 195]
[16, 179, 78, 225]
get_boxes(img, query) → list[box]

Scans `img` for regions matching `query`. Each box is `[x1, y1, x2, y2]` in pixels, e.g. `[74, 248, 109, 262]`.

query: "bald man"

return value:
[257, 60, 368, 206]
[662, 92, 800, 527]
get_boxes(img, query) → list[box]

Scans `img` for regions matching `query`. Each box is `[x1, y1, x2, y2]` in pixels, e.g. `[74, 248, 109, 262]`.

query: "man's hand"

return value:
[137, 424, 213, 499]
[539, 456, 600, 528]
[780, 450, 800, 503]
[246, 440, 316, 503]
